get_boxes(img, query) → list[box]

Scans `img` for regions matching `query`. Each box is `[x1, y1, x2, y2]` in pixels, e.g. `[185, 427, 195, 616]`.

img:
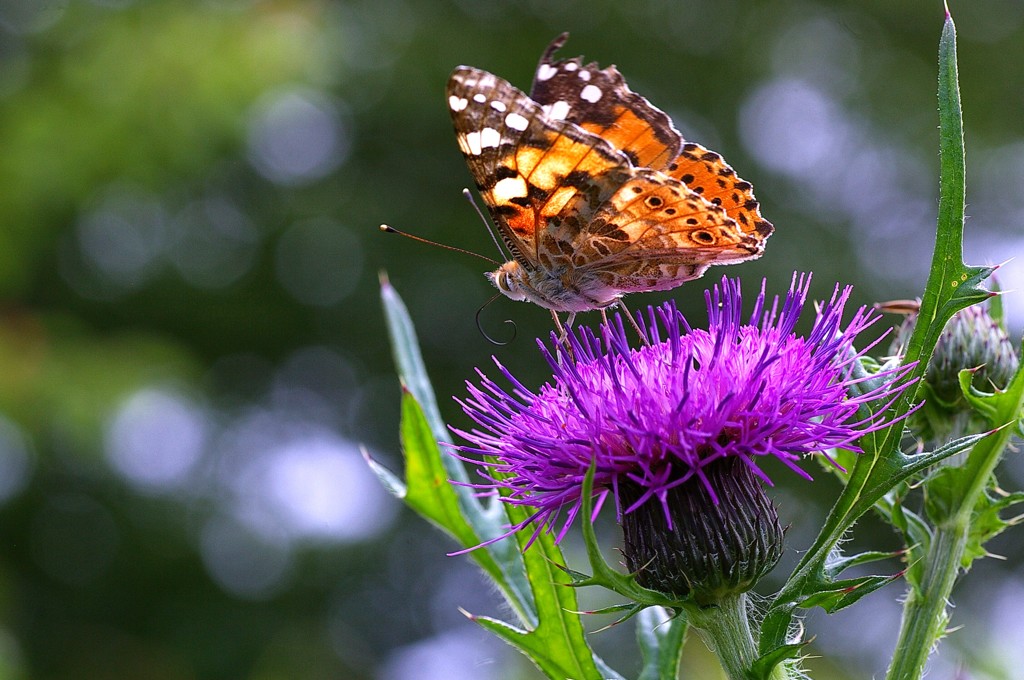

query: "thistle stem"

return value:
[687, 594, 793, 680]
[884, 517, 967, 680]
[885, 410, 1018, 680]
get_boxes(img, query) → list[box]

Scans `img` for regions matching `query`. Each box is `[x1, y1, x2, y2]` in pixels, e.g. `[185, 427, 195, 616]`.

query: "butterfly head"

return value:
[487, 261, 530, 304]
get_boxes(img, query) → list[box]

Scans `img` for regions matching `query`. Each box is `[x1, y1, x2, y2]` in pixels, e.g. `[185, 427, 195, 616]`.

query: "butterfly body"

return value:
[448, 35, 772, 314]
[489, 259, 624, 313]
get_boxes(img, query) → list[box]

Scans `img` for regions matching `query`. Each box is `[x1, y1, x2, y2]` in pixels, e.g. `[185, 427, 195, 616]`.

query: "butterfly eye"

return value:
[489, 265, 528, 302]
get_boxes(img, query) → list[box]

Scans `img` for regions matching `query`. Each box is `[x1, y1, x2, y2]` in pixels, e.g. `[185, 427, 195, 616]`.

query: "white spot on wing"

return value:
[563, 62, 578, 72]
[580, 85, 603, 103]
[547, 100, 571, 120]
[473, 93, 487, 103]
[480, 127, 501, 148]
[537, 64, 557, 81]
[448, 96, 468, 111]
[578, 70, 591, 81]
[504, 112, 529, 131]
[492, 176, 528, 201]
[490, 100, 507, 112]
[464, 131, 482, 155]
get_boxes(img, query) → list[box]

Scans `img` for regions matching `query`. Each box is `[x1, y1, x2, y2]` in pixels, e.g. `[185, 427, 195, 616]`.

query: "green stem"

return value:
[885, 516, 967, 680]
[687, 594, 793, 680]
[886, 395, 1020, 680]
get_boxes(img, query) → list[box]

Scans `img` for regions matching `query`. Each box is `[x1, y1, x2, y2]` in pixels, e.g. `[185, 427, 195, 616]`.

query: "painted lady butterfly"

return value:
[447, 34, 773, 320]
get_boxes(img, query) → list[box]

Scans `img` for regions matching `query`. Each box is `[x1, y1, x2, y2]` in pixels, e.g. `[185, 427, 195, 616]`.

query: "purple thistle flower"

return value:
[453, 275, 914, 597]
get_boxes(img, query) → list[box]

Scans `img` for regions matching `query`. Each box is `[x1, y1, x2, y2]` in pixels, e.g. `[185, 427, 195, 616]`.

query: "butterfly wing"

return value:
[664, 141, 774, 242]
[530, 35, 773, 245]
[529, 34, 682, 171]
[576, 170, 765, 293]
[447, 66, 632, 267]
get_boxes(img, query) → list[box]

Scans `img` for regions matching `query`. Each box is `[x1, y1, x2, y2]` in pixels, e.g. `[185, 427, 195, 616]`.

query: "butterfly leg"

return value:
[550, 311, 576, 363]
[616, 299, 649, 347]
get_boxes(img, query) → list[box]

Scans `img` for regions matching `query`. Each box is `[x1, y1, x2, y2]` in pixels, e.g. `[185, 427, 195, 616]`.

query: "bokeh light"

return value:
[199, 512, 293, 600]
[105, 388, 209, 492]
[379, 629, 508, 680]
[74, 183, 169, 292]
[247, 87, 350, 186]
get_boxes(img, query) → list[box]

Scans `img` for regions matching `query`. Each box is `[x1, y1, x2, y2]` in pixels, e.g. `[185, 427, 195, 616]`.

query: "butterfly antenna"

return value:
[476, 293, 517, 346]
[462, 188, 509, 259]
[379, 224, 498, 265]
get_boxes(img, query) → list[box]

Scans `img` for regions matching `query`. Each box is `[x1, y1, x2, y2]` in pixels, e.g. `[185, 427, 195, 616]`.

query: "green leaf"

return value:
[378, 278, 534, 621]
[882, 495, 932, 590]
[885, 15, 1024, 679]
[572, 465, 683, 609]
[853, 432, 988, 517]
[379, 279, 620, 678]
[796, 572, 904, 614]
[750, 642, 808, 680]
[761, 9, 1000, 652]
[380, 273, 452, 447]
[824, 548, 906, 579]
[922, 346, 1024, 569]
[961, 487, 1024, 568]
[636, 607, 687, 680]
[392, 392, 535, 622]
[471, 495, 623, 680]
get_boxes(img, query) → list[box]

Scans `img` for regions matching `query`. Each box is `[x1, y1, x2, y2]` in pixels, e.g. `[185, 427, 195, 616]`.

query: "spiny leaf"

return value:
[381, 280, 620, 677]
[393, 392, 535, 623]
[468, 495, 623, 680]
[750, 641, 809, 680]
[761, 11, 990, 651]
[961, 486, 1024, 569]
[824, 549, 906, 579]
[796, 572, 904, 614]
[637, 607, 687, 680]
[380, 280, 532, 620]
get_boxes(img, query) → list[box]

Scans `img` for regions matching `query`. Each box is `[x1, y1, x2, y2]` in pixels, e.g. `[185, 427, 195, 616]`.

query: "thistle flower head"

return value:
[454, 275, 915, 598]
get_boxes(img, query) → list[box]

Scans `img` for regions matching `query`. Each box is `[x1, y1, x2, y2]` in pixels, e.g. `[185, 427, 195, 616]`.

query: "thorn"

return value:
[458, 607, 476, 621]
[993, 256, 1015, 269]
[944, 0, 951, 20]
[378, 269, 391, 288]
[874, 299, 922, 315]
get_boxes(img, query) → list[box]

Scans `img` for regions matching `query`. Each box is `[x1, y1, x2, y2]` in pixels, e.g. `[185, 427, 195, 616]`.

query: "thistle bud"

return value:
[889, 302, 1019, 440]
[619, 457, 784, 605]
[928, 304, 1018, 404]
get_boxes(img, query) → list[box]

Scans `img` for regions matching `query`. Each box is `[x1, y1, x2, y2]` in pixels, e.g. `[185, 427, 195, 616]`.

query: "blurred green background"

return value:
[0, 0, 1021, 678]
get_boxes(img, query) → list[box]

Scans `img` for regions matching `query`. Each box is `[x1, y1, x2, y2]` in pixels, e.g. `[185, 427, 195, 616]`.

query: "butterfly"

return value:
[447, 34, 773, 327]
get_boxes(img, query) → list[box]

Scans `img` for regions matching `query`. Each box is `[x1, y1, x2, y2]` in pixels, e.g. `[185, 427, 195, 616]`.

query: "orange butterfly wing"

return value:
[577, 171, 760, 293]
[665, 142, 773, 243]
[529, 34, 682, 171]
[447, 66, 631, 268]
